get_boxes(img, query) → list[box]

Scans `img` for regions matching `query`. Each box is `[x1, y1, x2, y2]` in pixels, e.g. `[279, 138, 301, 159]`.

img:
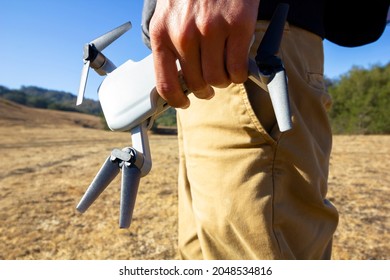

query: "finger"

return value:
[152, 47, 190, 109]
[225, 31, 253, 84]
[201, 32, 231, 88]
[178, 42, 215, 101]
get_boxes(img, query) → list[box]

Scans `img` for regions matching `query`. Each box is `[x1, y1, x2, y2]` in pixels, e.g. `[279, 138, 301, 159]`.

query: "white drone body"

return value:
[99, 55, 169, 131]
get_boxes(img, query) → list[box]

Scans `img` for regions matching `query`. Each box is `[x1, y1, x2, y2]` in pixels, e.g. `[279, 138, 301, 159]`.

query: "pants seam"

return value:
[239, 82, 284, 258]
[270, 136, 284, 259]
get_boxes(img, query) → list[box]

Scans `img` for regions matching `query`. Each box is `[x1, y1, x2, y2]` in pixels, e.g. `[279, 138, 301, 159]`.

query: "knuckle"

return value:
[156, 82, 176, 97]
[156, 83, 188, 108]
[196, 18, 214, 36]
[149, 16, 165, 39]
[175, 25, 198, 51]
[187, 81, 208, 93]
[193, 88, 214, 100]
[180, 72, 207, 94]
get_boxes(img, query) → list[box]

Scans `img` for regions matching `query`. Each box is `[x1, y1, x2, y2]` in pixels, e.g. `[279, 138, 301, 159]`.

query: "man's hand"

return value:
[149, 0, 260, 108]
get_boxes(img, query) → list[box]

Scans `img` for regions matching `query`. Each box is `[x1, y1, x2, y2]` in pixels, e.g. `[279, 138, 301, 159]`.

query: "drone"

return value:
[76, 3, 292, 228]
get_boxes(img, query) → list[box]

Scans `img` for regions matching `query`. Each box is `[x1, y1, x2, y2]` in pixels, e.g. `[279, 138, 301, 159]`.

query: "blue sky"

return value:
[1, 0, 389, 101]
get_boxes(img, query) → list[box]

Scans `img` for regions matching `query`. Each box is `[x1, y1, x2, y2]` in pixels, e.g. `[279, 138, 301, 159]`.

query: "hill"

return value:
[0, 98, 103, 129]
[0, 84, 177, 131]
[0, 85, 102, 116]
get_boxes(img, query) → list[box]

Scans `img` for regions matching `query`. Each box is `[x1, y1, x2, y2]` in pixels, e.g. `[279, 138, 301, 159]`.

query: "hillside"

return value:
[0, 85, 102, 116]
[0, 98, 103, 129]
[0, 85, 177, 130]
[0, 97, 388, 260]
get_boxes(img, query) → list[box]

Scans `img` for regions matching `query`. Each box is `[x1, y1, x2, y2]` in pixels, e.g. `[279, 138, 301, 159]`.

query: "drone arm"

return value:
[248, 59, 268, 92]
[93, 55, 116, 76]
[77, 22, 131, 106]
[130, 121, 152, 177]
[81, 43, 116, 76]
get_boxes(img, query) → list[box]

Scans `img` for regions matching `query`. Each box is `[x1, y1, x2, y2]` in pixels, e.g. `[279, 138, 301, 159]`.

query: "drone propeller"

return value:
[90, 21, 132, 51]
[255, 3, 292, 132]
[76, 155, 121, 213]
[77, 60, 91, 105]
[77, 146, 145, 228]
[120, 164, 141, 228]
[77, 21, 132, 105]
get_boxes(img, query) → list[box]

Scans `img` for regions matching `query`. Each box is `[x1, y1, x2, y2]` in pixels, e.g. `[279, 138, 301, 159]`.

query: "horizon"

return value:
[1, 1, 389, 101]
[2, 59, 390, 100]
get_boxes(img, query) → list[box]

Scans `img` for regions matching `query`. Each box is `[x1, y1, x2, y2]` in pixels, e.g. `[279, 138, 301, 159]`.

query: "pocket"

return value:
[306, 72, 332, 111]
[241, 80, 280, 144]
[307, 72, 325, 91]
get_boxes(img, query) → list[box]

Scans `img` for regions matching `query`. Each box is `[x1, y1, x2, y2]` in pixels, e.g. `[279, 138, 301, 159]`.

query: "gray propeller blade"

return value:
[267, 69, 291, 132]
[76, 156, 120, 213]
[76, 21, 131, 106]
[119, 165, 141, 228]
[91, 21, 132, 51]
[77, 60, 90, 106]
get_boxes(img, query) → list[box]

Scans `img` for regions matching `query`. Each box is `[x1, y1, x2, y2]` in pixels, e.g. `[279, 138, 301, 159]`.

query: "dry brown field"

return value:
[0, 99, 389, 260]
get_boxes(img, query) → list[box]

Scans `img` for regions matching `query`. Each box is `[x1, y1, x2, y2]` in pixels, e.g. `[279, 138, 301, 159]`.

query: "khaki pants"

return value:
[176, 21, 339, 259]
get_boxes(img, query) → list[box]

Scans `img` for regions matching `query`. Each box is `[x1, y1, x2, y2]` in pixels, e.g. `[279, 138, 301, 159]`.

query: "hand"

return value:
[149, 0, 260, 108]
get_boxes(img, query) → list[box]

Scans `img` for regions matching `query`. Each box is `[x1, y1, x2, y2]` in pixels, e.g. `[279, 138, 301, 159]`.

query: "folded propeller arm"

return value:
[76, 121, 151, 228]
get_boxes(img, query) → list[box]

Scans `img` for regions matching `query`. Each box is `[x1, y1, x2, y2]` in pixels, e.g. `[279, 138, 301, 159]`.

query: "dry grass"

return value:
[0, 99, 388, 259]
[328, 135, 389, 259]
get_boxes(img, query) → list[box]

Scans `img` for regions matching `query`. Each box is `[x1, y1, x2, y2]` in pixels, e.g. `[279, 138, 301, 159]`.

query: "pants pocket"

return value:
[241, 80, 280, 144]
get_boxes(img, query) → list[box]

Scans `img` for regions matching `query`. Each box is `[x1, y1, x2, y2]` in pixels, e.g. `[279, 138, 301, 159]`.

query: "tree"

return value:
[328, 63, 390, 134]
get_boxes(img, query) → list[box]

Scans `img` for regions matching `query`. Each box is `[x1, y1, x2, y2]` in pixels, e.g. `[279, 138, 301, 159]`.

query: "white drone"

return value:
[76, 4, 292, 228]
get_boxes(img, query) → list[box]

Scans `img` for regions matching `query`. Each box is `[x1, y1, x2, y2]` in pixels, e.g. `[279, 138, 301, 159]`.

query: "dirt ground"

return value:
[0, 100, 389, 260]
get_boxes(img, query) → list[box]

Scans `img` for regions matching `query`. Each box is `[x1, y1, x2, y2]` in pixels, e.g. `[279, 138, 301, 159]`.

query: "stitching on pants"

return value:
[270, 135, 284, 259]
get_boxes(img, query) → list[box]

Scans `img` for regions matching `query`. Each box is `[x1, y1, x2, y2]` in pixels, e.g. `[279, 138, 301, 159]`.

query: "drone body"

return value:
[98, 55, 171, 131]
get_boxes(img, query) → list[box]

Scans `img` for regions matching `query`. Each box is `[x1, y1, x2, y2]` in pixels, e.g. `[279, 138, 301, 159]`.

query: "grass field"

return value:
[0, 99, 388, 259]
